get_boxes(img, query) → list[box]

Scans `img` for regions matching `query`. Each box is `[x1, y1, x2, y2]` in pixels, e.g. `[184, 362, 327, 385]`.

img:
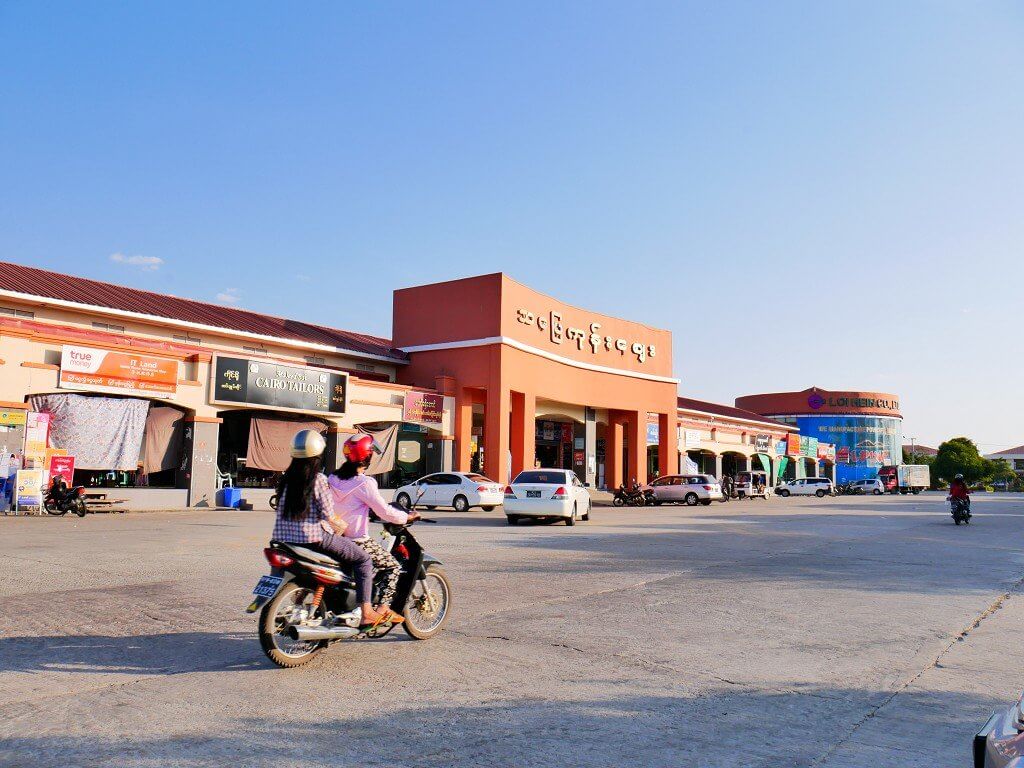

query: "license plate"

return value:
[526, 490, 542, 498]
[252, 575, 283, 598]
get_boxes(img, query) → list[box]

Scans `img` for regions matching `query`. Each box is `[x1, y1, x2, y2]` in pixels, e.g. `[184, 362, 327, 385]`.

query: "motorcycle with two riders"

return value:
[247, 486, 452, 667]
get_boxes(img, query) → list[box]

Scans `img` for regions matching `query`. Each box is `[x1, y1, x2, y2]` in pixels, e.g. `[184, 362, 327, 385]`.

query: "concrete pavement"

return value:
[0, 492, 1021, 767]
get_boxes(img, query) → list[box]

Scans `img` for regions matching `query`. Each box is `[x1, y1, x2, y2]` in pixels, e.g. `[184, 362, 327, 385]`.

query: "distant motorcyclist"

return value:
[948, 473, 970, 510]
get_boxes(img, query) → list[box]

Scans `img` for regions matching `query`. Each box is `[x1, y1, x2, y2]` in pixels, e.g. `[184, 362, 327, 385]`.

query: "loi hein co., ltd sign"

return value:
[515, 308, 657, 364]
[808, 392, 900, 412]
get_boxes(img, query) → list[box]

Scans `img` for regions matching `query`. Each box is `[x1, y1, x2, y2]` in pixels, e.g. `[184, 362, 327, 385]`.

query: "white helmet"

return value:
[290, 429, 326, 459]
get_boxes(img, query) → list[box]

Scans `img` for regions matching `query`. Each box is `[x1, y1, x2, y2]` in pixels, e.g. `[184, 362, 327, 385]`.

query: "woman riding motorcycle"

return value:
[328, 434, 417, 625]
[272, 429, 386, 628]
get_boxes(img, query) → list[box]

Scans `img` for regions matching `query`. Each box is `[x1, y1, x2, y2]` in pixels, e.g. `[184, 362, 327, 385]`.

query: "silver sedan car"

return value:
[643, 474, 724, 506]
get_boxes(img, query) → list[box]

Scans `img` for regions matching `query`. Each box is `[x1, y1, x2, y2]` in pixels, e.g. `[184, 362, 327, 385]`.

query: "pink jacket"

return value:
[327, 474, 408, 539]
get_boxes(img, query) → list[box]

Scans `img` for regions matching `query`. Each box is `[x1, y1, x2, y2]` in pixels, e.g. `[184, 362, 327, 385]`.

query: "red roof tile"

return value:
[677, 396, 788, 428]
[0, 261, 406, 361]
[991, 444, 1024, 456]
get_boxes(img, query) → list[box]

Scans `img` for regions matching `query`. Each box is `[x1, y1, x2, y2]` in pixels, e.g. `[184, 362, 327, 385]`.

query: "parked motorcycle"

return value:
[612, 483, 647, 507]
[247, 496, 451, 668]
[836, 483, 862, 496]
[44, 485, 87, 517]
[949, 496, 971, 525]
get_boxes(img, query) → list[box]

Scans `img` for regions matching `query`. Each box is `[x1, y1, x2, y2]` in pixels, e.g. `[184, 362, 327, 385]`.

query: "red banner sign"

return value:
[786, 433, 802, 456]
[48, 454, 75, 482]
[402, 391, 444, 425]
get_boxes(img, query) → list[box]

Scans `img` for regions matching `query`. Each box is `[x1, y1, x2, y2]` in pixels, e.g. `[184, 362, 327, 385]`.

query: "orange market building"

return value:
[393, 273, 680, 488]
[0, 263, 784, 510]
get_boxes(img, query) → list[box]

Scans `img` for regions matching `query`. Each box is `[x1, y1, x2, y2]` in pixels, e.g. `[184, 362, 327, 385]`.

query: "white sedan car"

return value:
[503, 468, 591, 526]
[394, 472, 504, 513]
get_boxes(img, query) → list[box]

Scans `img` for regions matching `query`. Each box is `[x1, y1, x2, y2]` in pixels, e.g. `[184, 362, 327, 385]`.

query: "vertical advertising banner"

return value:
[24, 412, 51, 468]
[786, 433, 801, 456]
[15, 469, 44, 508]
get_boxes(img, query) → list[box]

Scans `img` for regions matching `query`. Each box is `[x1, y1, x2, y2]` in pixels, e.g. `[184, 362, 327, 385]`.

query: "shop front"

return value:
[394, 274, 679, 487]
[0, 259, 456, 510]
[675, 398, 794, 485]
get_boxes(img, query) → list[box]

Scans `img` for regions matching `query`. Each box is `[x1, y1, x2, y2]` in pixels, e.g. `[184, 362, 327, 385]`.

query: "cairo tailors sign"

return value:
[211, 356, 347, 415]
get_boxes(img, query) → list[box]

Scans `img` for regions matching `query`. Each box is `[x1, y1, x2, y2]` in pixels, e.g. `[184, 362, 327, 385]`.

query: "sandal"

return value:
[358, 613, 391, 631]
[380, 608, 405, 624]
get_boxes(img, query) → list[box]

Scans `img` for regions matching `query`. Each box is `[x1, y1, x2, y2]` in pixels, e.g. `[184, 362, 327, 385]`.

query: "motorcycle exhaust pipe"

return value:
[286, 624, 361, 642]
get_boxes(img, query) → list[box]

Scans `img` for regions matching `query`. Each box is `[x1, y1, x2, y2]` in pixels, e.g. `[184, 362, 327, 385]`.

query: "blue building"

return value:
[735, 387, 903, 484]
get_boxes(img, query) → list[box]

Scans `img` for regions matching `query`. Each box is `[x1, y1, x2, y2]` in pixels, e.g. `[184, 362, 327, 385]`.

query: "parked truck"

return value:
[878, 464, 930, 494]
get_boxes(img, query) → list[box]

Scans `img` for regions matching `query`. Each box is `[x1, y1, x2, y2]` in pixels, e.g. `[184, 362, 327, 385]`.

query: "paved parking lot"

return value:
[1, 492, 1022, 767]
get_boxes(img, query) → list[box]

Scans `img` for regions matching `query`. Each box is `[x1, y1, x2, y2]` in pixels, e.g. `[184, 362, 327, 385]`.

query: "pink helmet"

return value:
[343, 433, 376, 464]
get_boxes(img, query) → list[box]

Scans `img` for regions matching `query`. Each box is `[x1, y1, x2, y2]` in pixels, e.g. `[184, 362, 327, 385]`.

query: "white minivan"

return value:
[776, 477, 834, 498]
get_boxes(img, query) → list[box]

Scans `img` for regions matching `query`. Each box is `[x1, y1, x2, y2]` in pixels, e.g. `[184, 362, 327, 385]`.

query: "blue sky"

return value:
[2, 2, 1022, 451]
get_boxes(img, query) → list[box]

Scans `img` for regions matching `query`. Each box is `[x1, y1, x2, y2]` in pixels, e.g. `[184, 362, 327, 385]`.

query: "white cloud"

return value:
[110, 252, 163, 271]
[216, 288, 241, 305]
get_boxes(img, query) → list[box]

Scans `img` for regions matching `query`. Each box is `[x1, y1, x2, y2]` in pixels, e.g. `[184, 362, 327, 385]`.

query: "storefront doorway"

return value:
[534, 418, 576, 472]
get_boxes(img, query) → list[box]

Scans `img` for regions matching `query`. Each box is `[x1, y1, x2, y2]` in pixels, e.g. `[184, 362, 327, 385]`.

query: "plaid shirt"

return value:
[272, 473, 334, 544]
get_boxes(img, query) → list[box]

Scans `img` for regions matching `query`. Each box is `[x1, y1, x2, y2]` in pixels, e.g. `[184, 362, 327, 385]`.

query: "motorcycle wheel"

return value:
[259, 582, 327, 668]
[76, 500, 87, 517]
[612, 496, 624, 507]
[44, 500, 68, 516]
[403, 565, 451, 640]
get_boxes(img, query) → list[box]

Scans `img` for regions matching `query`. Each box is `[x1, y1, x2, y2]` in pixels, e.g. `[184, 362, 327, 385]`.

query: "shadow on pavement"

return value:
[0, 687, 1002, 767]
[0, 631, 262, 675]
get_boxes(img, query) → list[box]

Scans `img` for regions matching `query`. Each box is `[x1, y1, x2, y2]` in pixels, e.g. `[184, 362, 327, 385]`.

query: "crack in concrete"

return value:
[810, 572, 1024, 766]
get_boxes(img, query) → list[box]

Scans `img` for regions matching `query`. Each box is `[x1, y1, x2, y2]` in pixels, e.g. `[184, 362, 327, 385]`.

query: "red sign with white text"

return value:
[48, 455, 75, 483]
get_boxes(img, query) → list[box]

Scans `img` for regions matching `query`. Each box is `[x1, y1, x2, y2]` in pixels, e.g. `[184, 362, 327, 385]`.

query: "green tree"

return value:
[984, 458, 1017, 487]
[934, 437, 987, 485]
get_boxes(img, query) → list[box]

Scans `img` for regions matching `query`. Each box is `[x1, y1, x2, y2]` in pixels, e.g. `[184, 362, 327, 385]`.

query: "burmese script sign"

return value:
[60, 345, 177, 397]
[211, 356, 347, 415]
[402, 392, 444, 426]
[515, 308, 658, 364]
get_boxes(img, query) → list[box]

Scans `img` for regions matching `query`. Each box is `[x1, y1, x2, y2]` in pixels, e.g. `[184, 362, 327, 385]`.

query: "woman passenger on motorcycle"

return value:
[272, 430, 384, 628]
[329, 434, 418, 625]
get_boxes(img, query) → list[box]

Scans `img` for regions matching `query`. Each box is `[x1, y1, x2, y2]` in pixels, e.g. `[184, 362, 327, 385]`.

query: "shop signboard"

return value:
[402, 392, 444, 426]
[646, 423, 659, 446]
[15, 469, 43, 508]
[786, 433, 801, 456]
[754, 434, 771, 453]
[836, 446, 851, 463]
[48, 454, 76, 483]
[0, 409, 27, 427]
[817, 443, 836, 462]
[211, 356, 347, 416]
[802, 436, 819, 458]
[60, 345, 177, 397]
[684, 429, 702, 448]
[775, 440, 787, 456]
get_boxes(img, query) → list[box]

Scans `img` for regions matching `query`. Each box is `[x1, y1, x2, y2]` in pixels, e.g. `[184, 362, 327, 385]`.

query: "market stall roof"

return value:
[0, 261, 406, 362]
[677, 396, 792, 430]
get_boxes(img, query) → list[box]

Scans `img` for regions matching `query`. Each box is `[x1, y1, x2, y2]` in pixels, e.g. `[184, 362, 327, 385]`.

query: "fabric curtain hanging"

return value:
[142, 405, 186, 475]
[357, 423, 400, 476]
[29, 394, 150, 471]
[247, 417, 327, 472]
